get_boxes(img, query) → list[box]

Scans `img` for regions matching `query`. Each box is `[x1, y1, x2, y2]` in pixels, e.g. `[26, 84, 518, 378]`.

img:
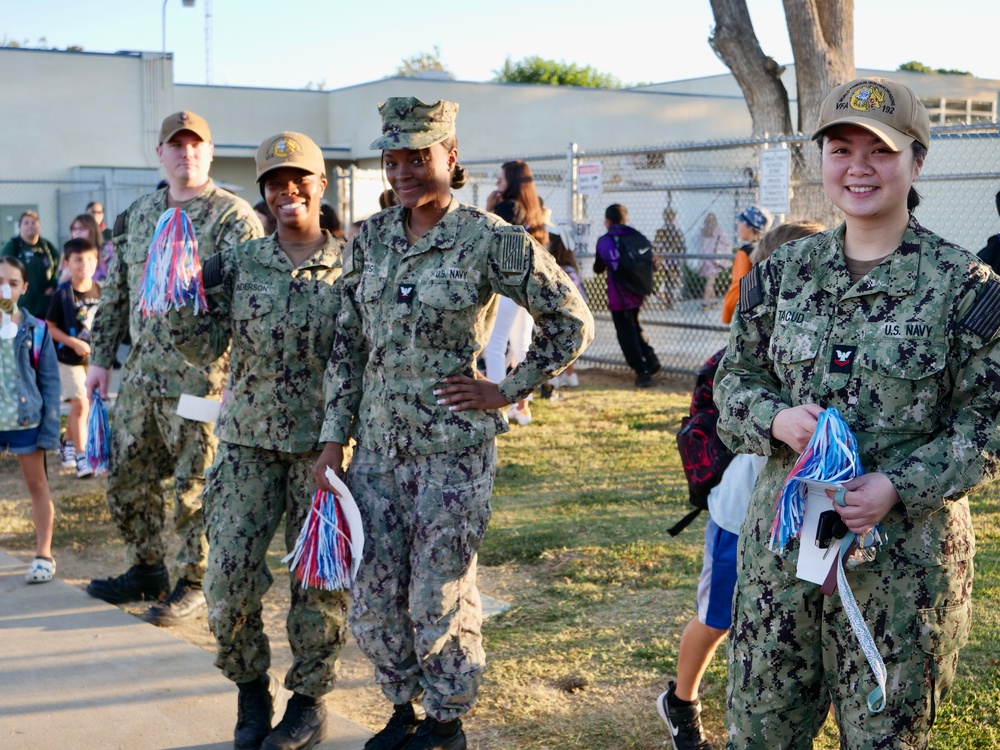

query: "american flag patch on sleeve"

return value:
[960, 278, 1000, 341]
[739, 265, 764, 313]
[499, 228, 529, 274]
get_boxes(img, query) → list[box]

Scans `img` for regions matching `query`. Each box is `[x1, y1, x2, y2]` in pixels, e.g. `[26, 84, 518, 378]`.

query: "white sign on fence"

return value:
[758, 147, 790, 215]
[577, 162, 603, 195]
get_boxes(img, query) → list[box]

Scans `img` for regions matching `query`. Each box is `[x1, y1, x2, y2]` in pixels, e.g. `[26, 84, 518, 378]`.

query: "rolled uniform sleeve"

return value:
[485, 227, 594, 404]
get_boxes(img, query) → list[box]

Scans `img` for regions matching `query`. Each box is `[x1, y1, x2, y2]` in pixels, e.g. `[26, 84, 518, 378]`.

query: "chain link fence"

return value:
[337, 123, 1000, 377]
[5, 123, 998, 377]
[0, 178, 164, 249]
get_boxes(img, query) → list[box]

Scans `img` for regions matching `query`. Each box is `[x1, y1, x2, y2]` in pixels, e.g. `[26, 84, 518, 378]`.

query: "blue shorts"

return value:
[0, 425, 42, 456]
[696, 517, 739, 630]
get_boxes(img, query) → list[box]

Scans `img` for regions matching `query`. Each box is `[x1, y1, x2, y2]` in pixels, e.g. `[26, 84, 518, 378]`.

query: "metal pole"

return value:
[161, 0, 168, 54]
[204, 0, 212, 84]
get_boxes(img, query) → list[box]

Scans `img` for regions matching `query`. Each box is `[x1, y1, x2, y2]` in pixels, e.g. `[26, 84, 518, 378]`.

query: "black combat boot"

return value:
[262, 692, 327, 750]
[86, 562, 169, 604]
[234, 674, 276, 750]
[401, 717, 466, 750]
[142, 578, 207, 626]
[364, 701, 422, 750]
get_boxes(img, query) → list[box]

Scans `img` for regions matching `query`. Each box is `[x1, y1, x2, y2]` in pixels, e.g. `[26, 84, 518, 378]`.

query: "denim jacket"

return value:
[10, 309, 60, 450]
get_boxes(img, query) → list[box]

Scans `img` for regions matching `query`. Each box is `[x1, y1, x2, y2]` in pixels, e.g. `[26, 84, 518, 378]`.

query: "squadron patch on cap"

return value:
[960, 278, 1000, 341]
[849, 83, 889, 112]
[270, 137, 300, 159]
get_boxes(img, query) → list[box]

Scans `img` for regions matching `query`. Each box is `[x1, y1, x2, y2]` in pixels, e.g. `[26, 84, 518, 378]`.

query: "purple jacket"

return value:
[594, 224, 645, 311]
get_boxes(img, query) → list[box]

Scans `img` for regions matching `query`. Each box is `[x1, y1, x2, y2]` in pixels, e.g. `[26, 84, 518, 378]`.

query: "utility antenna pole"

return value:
[204, 0, 213, 84]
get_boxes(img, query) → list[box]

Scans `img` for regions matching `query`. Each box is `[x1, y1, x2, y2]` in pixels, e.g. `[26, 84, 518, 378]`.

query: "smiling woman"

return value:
[312, 96, 594, 750]
[164, 130, 348, 750]
[715, 77, 1000, 748]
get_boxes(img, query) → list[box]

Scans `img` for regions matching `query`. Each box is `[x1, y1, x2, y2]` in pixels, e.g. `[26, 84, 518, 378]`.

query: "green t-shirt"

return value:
[0, 333, 28, 431]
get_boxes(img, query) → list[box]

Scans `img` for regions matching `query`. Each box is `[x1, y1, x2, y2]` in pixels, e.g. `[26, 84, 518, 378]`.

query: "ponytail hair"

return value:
[439, 136, 468, 189]
[907, 141, 928, 213]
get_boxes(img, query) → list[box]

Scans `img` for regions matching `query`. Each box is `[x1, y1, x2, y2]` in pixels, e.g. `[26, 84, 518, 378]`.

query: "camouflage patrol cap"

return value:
[812, 77, 930, 152]
[159, 111, 212, 144]
[370, 97, 459, 150]
[256, 132, 326, 181]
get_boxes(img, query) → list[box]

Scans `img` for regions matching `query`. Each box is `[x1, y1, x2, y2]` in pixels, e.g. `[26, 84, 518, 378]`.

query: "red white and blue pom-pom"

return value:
[284, 470, 364, 590]
[136, 208, 208, 317]
[769, 407, 860, 551]
[85, 394, 111, 476]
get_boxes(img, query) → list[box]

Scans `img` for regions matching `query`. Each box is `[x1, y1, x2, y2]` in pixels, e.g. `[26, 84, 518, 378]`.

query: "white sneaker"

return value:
[564, 372, 580, 387]
[507, 403, 532, 426]
[26, 557, 55, 584]
[76, 454, 93, 479]
[60, 439, 76, 468]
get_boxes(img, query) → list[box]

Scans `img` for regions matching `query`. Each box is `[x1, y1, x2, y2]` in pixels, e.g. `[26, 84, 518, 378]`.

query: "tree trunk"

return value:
[782, 0, 856, 227]
[784, 0, 856, 135]
[708, 0, 792, 138]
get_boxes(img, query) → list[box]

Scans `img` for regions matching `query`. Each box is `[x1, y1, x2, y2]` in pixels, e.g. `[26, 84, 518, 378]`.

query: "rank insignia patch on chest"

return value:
[499, 229, 528, 274]
[830, 345, 857, 374]
[398, 284, 415, 304]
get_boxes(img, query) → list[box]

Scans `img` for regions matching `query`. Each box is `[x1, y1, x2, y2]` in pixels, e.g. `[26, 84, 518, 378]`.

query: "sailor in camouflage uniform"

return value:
[85, 111, 263, 626]
[715, 78, 1000, 750]
[312, 98, 593, 750]
[168, 131, 345, 750]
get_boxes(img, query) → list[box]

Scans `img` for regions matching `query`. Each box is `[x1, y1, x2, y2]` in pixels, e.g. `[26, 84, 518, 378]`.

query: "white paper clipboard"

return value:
[795, 479, 846, 584]
[176, 394, 222, 424]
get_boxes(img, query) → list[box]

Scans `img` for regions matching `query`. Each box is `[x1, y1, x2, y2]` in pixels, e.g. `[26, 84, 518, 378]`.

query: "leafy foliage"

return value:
[898, 60, 972, 76]
[394, 45, 454, 79]
[492, 55, 623, 88]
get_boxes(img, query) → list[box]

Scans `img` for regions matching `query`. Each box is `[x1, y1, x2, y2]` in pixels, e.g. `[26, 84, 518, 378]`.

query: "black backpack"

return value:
[667, 347, 735, 536]
[611, 232, 655, 297]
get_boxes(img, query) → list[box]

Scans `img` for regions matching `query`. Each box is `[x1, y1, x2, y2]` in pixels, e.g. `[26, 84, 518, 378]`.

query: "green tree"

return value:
[492, 56, 622, 88]
[898, 60, 971, 76]
[394, 45, 454, 79]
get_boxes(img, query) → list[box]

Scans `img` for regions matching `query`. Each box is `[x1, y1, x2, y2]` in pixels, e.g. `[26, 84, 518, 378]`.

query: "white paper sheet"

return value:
[795, 479, 846, 585]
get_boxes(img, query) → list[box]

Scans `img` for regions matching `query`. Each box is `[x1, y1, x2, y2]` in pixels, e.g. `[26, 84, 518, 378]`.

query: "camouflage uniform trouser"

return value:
[346, 440, 496, 722]
[107, 386, 215, 581]
[202, 442, 349, 697]
[726, 535, 973, 750]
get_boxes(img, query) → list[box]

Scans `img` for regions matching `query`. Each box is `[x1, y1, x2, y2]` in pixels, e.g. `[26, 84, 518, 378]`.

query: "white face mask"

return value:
[0, 284, 17, 339]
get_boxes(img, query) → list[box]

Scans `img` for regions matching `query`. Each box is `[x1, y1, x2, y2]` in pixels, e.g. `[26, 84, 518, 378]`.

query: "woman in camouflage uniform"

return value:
[313, 98, 593, 750]
[169, 132, 346, 750]
[715, 77, 1000, 749]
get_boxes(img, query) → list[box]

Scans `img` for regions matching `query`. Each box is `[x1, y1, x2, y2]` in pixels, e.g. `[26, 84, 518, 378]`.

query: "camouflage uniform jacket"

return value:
[90, 181, 263, 397]
[715, 217, 1000, 569]
[169, 233, 342, 453]
[320, 198, 594, 457]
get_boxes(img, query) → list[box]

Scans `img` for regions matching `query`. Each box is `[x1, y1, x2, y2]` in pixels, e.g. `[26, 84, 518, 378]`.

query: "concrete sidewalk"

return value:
[0, 550, 372, 750]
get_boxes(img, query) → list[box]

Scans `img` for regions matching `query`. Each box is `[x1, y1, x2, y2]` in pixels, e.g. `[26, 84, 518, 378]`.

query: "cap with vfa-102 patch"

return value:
[812, 77, 930, 152]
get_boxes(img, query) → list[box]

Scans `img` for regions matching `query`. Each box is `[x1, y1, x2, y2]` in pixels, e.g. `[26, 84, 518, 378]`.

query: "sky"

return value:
[3, 0, 1000, 90]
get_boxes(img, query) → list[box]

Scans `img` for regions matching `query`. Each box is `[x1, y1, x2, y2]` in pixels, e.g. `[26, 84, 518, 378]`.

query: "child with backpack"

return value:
[46, 238, 101, 478]
[657, 220, 825, 750]
[594, 203, 660, 388]
[0, 256, 61, 583]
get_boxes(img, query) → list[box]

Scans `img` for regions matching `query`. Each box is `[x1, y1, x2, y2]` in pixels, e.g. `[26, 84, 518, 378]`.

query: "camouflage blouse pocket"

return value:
[768, 313, 827, 399]
[414, 280, 479, 349]
[231, 294, 276, 346]
[857, 339, 949, 433]
[917, 599, 971, 656]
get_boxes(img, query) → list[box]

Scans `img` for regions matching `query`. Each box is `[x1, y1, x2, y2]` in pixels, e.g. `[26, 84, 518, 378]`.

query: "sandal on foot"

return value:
[26, 558, 55, 584]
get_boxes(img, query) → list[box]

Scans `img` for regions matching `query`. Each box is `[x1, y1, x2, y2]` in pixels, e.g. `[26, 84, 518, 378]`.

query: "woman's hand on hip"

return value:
[434, 374, 509, 412]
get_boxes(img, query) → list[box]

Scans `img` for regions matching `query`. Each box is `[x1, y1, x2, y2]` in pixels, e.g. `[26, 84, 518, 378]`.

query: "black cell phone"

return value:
[815, 510, 848, 548]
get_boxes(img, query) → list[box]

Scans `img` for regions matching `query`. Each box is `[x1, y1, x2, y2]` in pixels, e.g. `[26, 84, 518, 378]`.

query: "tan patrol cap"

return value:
[159, 110, 212, 144]
[255, 132, 326, 181]
[812, 77, 930, 152]
[370, 97, 459, 150]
